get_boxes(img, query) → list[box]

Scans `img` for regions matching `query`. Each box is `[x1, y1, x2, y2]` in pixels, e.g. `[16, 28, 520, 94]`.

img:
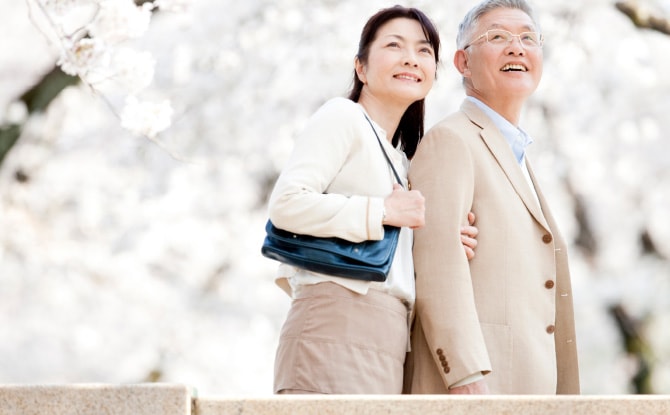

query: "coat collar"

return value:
[460, 99, 550, 231]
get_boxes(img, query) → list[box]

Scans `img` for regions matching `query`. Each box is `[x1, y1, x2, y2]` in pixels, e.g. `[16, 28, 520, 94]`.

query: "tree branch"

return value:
[616, 1, 670, 35]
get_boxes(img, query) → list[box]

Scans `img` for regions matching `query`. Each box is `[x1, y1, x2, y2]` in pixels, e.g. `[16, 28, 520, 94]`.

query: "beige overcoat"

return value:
[406, 99, 580, 394]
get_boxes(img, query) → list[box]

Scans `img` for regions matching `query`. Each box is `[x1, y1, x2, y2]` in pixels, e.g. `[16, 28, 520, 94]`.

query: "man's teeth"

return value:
[501, 64, 527, 72]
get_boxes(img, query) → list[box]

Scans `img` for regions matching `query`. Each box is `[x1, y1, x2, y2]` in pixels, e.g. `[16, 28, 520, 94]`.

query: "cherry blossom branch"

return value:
[24, 0, 195, 161]
[615, 1, 670, 35]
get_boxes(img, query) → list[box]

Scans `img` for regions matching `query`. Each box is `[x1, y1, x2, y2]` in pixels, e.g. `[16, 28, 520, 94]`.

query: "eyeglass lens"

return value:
[486, 30, 541, 47]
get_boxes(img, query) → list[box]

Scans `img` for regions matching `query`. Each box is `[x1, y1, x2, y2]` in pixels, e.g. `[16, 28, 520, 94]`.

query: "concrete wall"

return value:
[1, 384, 670, 415]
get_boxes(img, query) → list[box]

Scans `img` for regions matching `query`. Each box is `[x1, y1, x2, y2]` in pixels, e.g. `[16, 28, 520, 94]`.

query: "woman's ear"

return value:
[354, 57, 367, 84]
[453, 49, 471, 78]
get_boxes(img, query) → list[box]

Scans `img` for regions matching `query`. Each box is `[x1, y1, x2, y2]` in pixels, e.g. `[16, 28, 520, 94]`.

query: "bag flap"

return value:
[265, 220, 399, 266]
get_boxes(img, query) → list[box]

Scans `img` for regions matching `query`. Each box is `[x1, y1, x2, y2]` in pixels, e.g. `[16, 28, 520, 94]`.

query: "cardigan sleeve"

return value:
[268, 97, 387, 242]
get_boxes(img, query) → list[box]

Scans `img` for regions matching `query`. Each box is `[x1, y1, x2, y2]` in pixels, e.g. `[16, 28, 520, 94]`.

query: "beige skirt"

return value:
[274, 282, 410, 394]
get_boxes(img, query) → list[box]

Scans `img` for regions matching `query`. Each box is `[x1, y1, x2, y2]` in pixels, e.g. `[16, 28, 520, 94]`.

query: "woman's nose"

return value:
[403, 51, 419, 66]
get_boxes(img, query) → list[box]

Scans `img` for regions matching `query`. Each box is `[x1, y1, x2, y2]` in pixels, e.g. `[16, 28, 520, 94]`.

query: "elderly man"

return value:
[406, 0, 580, 394]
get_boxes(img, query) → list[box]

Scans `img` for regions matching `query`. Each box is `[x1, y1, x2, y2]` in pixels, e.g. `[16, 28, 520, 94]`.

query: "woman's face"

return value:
[356, 17, 437, 107]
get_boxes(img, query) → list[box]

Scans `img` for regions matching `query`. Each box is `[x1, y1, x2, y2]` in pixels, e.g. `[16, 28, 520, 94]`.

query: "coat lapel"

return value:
[460, 100, 550, 231]
[525, 160, 553, 232]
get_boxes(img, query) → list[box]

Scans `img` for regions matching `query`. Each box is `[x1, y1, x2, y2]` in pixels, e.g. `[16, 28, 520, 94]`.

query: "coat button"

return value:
[546, 324, 556, 334]
[439, 355, 447, 362]
[545, 280, 555, 289]
[436, 348, 444, 356]
[542, 234, 553, 244]
[443, 366, 451, 374]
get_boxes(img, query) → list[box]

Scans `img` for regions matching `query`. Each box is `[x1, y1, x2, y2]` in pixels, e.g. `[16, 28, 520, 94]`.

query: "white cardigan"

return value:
[268, 97, 415, 305]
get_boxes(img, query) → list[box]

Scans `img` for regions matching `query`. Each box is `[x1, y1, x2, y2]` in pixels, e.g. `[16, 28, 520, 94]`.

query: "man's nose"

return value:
[506, 37, 526, 55]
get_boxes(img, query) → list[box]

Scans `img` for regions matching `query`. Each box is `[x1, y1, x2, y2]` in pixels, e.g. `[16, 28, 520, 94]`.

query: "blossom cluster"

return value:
[31, 0, 190, 138]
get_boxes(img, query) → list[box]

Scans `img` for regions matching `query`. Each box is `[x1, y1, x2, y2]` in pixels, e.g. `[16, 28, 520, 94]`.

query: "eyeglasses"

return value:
[464, 29, 544, 49]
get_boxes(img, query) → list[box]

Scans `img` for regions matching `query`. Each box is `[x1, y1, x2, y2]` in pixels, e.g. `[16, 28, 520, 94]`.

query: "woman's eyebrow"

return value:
[383, 34, 432, 45]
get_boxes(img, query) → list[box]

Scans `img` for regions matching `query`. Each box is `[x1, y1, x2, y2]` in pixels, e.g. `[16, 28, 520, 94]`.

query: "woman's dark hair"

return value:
[348, 5, 440, 159]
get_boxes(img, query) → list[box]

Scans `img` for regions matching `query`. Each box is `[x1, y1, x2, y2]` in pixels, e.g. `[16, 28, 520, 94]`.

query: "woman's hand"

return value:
[461, 211, 478, 260]
[382, 184, 425, 229]
[383, 189, 478, 259]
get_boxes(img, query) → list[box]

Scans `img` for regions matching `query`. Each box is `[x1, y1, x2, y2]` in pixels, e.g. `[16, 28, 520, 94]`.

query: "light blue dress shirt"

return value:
[466, 96, 533, 165]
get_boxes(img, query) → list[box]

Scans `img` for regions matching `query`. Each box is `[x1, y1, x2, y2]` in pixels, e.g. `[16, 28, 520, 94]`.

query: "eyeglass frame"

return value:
[463, 29, 544, 50]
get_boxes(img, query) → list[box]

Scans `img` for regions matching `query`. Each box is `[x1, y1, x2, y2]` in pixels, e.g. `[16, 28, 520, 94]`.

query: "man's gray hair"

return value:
[456, 0, 539, 49]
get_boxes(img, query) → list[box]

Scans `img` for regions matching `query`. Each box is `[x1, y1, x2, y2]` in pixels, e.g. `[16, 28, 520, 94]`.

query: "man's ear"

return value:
[453, 50, 471, 78]
[354, 57, 367, 84]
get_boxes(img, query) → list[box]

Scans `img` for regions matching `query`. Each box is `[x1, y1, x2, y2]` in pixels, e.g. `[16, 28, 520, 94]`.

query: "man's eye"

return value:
[521, 34, 537, 42]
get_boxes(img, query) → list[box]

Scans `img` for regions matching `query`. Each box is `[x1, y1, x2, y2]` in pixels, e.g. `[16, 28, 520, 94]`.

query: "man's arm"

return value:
[409, 122, 492, 390]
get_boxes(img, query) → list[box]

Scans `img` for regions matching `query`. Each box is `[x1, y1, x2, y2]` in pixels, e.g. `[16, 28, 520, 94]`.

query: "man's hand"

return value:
[449, 378, 490, 394]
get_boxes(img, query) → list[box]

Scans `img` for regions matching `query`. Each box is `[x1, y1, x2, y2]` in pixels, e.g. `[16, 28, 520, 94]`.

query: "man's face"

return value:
[457, 7, 543, 104]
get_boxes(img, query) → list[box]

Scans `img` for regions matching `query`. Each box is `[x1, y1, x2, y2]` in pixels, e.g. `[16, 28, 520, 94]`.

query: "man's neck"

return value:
[466, 92, 524, 126]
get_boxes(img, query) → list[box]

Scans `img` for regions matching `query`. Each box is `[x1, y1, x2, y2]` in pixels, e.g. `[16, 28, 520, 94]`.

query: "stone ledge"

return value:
[194, 395, 670, 415]
[1, 385, 669, 415]
[0, 384, 192, 415]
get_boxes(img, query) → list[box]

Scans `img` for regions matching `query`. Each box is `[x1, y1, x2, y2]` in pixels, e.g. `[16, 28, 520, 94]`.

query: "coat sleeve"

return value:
[409, 120, 492, 389]
[268, 98, 385, 242]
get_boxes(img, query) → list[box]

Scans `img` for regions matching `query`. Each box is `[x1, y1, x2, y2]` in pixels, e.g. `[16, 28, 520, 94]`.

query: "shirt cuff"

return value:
[449, 372, 485, 389]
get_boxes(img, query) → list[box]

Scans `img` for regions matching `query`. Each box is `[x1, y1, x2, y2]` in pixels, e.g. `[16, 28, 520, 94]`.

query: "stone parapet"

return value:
[0, 384, 192, 415]
[195, 395, 670, 415]
[1, 384, 670, 415]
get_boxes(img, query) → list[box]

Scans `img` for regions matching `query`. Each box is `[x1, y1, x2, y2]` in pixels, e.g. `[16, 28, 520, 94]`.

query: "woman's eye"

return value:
[387, 42, 400, 48]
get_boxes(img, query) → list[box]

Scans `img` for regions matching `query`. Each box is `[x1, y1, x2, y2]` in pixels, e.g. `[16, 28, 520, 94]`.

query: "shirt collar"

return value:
[466, 96, 533, 165]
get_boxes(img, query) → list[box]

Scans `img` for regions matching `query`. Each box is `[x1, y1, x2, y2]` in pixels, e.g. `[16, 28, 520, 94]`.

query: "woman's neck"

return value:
[357, 93, 406, 142]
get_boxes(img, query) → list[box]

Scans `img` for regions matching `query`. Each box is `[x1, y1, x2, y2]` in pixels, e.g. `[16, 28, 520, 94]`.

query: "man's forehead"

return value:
[476, 9, 537, 31]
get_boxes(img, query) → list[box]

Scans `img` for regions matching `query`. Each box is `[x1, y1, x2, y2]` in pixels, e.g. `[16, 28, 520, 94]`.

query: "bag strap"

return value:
[363, 114, 404, 189]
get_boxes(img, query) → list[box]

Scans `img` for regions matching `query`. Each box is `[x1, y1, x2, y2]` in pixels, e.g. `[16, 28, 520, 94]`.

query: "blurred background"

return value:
[1, 0, 669, 396]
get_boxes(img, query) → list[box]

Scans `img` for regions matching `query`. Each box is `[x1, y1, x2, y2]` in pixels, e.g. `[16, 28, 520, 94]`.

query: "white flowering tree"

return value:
[29, 0, 176, 139]
[1, 0, 670, 396]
